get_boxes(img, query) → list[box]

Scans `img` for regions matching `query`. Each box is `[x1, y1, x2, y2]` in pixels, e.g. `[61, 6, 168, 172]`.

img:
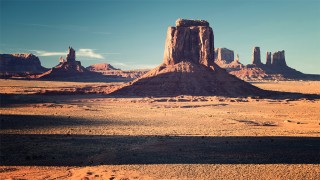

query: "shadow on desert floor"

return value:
[1, 134, 319, 166]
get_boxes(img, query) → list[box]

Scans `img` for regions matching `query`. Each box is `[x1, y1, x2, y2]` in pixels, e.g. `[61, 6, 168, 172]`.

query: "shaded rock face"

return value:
[252, 47, 261, 65]
[66, 47, 76, 62]
[111, 19, 264, 97]
[272, 50, 286, 67]
[214, 48, 234, 64]
[266, 52, 272, 66]
[0, 54, 48, 76]
[163, 19, 214, 67]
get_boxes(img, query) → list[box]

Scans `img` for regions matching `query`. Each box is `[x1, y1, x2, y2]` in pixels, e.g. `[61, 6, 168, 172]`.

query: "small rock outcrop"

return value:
[111, 19, 264, 97]
[163, 19, 214, 67]
[272, 50, 286, 67]
[252, 47, 262, 65]
[0, 54, 48, 77]
[266, 52, 272, 66]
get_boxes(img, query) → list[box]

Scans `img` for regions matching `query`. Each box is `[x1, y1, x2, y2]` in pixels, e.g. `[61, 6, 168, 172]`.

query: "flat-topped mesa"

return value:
[252, 47, 262, 65]
[176, 19, 209, 27]
[266, 52, 272, 66]
[66, 46, 76, 62]
[163, 19, 214, 67]
[272, 50, 286, 67]
[214, 48, 234, 64]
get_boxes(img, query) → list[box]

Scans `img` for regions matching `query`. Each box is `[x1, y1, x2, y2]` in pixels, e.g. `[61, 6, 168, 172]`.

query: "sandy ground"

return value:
[0, 79, 320, 179]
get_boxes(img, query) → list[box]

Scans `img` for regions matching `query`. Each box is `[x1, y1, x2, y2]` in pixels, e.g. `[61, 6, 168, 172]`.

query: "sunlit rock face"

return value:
[163, 19, 215, 67]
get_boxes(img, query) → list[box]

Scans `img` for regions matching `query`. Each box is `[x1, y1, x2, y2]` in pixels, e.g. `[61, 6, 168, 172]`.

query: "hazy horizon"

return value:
[1, 0, 319, 73]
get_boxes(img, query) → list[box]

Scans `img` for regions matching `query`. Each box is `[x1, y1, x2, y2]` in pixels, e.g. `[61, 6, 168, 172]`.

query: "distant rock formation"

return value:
[214, 48, 243, 70]
[214, 48, 234, 64]
[252, 47, 262, 65]
[86, 63, 148, 79]
[86, 63, 119, 71]
[272, 50, 286, 68]
[37, 47, 107, 81]
[66, 46, 76, 62]
[111, 19, 264, 97]
[266, 52, 272, 66]
[220, 47, 320, 81]
[0, 54, 48, 77]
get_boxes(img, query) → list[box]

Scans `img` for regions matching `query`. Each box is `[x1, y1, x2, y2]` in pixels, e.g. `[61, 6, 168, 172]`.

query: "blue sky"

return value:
[0, 0, 319, 73]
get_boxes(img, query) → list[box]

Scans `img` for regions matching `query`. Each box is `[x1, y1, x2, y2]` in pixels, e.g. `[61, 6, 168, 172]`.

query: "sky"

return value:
[0, 0, 319, 73]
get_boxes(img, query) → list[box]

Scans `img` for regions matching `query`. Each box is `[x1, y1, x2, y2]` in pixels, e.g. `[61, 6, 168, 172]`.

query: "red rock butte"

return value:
[111, 19, 265, 97]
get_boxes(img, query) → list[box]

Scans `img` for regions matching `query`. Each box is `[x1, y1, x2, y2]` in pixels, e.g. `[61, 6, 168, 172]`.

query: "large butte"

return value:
[111, 19, 265, 97]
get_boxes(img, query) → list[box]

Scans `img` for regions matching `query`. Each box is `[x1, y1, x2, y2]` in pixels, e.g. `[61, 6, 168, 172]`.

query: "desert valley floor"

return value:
[0, 79, 320, 179]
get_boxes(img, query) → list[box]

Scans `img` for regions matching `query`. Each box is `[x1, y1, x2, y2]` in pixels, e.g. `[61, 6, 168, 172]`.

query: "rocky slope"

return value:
[0, 54, 48, 77]
[111, 19, 264, 97]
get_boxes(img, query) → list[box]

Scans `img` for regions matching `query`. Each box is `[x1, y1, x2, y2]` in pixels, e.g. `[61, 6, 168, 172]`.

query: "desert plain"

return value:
[0, 79, 319, 179]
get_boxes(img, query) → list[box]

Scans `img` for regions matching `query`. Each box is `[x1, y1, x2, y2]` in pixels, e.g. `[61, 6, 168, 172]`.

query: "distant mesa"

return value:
[214, 48, 243, 70]
[111, 19, 264, 97]
[86, 63, 120, 71]
[0, 53, 48, 77]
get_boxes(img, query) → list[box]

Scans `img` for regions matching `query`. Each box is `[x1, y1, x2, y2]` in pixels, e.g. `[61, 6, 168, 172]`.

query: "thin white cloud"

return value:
[77, 49, 104, 59]
[31, 49, 105, 59]
[32, 50, 66, 56]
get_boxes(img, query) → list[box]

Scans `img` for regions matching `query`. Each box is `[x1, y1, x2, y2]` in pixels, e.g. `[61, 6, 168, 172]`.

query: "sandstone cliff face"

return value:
[163, 19, 214, 67]
[0, 54, 48, 76]
[111, 19, 264, 97]
[252, 47, 261, 65]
